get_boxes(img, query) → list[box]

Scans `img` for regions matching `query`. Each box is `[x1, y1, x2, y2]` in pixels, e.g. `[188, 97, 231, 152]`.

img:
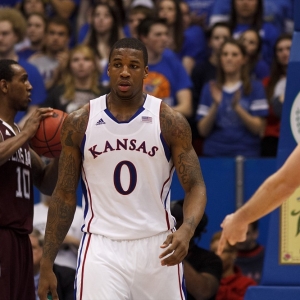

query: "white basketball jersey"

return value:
[81, 95, 175, 240]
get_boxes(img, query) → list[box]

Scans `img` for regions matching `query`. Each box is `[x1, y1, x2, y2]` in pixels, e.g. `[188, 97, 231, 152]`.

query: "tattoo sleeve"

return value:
[160, 104, 204, 190]
[42, 108, 88, 262]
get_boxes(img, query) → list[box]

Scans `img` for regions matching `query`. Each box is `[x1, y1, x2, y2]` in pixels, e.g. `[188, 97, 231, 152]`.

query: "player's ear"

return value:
[144, 66, 149, 79]
[0, 79, 8, 93]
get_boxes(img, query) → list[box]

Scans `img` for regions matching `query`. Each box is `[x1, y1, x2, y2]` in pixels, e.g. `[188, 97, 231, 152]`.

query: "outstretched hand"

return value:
[159, 228, 191, 266]
[217, 213, 248, 255]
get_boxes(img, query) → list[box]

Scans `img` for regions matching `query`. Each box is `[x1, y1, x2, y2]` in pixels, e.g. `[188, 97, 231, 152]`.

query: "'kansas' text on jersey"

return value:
[81, 95, 175, 240]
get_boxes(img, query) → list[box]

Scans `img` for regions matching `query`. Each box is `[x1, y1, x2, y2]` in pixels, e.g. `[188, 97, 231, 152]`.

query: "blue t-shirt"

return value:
[176, 25, 207, 64]
[144, 49, 192, 107]
[17, 48, 37, 61]
[253, 59, 270, 80]
[15, 59, 47, 123]
[196, 80, 269, 157]
[185, 0, 215, 26]
[0, 0, 19, 7]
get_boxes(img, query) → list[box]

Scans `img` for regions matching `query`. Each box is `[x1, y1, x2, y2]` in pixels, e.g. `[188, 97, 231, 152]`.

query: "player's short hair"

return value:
[0, 59, 19, 82]
[0, 8, 27, 42]
[109, 37, 148, 66]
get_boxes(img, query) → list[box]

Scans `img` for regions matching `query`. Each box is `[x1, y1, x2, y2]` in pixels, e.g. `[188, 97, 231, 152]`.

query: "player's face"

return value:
[108, 48, 148, 100]
[6, 65, 33, 111]
[141, 24, 169, 56]
[92, 5, 114, 34]
[209, 26, 231, 53]
[27, 15, 45, 44]
[0, 21, 18, 56]
[45, 23, 69, 54]
[240, 30, 259, 56]
[276, 39, 292, 67]
[234, 0, 258, 19]
[158, 0, 176, 25]
[220, 43, 246, 76]
[70, 51, 96, 79]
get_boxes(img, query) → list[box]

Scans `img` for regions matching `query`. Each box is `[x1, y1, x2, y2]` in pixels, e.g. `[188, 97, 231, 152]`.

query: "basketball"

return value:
[30, 109, 68, 158]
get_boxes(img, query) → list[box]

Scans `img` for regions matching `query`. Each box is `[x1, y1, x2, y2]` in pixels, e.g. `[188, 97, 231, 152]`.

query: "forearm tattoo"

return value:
[42, 195, 76, 262]
[160, 105, 204, 189]
[42, 108, 88, 262]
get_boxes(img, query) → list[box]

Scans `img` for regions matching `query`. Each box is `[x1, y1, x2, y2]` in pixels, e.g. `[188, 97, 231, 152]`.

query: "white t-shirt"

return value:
[33, 202, 84, 269]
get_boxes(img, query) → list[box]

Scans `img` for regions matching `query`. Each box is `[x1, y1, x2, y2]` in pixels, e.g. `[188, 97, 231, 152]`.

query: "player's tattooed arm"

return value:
[160, 103, 206, 235]
[42, 106, 89, 263]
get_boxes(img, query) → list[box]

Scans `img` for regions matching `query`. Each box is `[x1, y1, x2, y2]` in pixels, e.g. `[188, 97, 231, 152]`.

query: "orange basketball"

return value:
[30, 109, 68, 158]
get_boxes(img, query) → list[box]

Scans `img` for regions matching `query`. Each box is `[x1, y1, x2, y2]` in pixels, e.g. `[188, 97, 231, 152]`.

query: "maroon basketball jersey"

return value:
[0, 120, 33, 234]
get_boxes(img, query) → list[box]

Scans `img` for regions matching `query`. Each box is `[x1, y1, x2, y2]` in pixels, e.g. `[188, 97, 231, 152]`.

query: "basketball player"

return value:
[217, 143, 300, 255]
[38, 37, 207, 300]
[0, 59, 59, 300]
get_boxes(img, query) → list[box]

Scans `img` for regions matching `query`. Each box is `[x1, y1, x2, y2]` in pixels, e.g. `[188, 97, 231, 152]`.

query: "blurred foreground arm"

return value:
[218, 144, 300, 254]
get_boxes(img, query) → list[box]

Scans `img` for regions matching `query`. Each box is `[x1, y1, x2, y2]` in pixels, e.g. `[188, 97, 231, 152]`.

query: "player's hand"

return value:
[22, 107, 54, 138]
[159, 228, 191, 266]
[217, 213, 248, 255]
[38, 268, 59, 300]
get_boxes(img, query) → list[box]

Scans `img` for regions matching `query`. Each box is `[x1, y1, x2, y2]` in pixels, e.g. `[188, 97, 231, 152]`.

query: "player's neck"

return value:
[106, 92, 145, 122]
[0, 106, 16, 128]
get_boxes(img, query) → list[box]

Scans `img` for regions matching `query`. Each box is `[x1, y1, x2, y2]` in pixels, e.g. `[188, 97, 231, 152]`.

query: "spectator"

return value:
[171, 200, 222, 300]
[156, 0, 206, 75]
[190, 22, 231, 155]
[0, 7, 46, 126]
[239, 29, 270, 81]
[17, 13, 47, 61]
[79, 3, 124, 76]
[213, 0, 280, 66]
[33, 193, 83, 270]
[261, 33, 292, 157]
[138, 17, 193, 117]
[210, 231, 257, 300]
[77, 0, 126, 43]
[19, 0, 46, 18]
[235, 221, 265, 284]
[210, 0, 293, 35]
[30, 228, 75, 300]
[196, 38, 269, 157]
[124, 4, 155, 38]
[29, 15, 71, 91]
[42, 44, 109, 113]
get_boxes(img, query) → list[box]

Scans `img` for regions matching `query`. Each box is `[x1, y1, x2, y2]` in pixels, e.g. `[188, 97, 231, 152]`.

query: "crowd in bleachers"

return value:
[0, 0, 294, 159]
[0, 0, 295, 299]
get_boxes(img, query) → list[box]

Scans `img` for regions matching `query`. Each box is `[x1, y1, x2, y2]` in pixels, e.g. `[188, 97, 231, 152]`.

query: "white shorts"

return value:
[75, 231, 186, 300]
